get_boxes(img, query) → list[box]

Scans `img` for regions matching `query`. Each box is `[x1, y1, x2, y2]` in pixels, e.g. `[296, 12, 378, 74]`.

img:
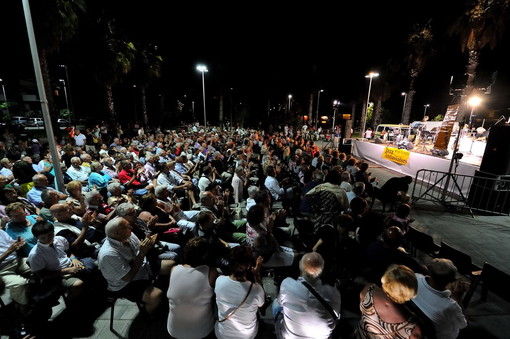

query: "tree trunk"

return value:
[106, 84, 116, 119]
[402, 71, 417, 124]
[457, 47, 479, 122]
[372, 96, 383, 129]
[141, 86, 148, 125]
[344, 102, 355, 138]
[359, 99, 368, 138]
[39, 48, 58, 127]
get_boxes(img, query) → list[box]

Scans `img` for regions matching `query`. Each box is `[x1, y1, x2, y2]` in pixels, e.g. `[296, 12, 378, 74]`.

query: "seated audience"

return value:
[167, 237, 218, 338]
[412, 259, 468, 339]
[356, 264, 422, 338]
[0, 229, 30, 305]
[98, 217, 174, 314]
[214, 245, 265, 339]
[274, 252, 341, 339]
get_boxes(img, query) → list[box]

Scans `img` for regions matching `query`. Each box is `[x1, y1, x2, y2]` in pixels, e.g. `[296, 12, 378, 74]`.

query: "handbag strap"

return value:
[301, 280, 338, 321]
[218, 281, 254, 322]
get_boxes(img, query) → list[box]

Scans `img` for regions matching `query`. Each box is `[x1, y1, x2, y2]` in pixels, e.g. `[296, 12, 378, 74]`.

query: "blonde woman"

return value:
[356, 265, 422, 338]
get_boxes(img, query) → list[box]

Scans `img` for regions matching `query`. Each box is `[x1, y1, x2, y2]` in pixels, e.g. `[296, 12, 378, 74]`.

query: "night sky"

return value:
[2, 0, 510, 127]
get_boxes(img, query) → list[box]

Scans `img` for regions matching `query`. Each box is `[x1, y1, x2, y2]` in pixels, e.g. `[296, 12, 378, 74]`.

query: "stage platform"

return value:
[352, 139, 482, 179]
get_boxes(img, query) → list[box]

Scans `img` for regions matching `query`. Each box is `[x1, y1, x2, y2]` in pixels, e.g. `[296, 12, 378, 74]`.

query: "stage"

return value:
[351, 138, 483, 180]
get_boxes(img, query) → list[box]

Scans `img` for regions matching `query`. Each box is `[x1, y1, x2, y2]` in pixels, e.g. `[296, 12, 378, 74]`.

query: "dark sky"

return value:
[2, 0, 510, 126]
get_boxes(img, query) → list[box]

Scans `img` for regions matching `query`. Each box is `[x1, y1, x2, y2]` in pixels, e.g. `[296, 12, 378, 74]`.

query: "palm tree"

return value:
[132, 43, 163, 125]
[91, 19, 136, 119]
[402, 22, 434, 124]
[371, 59, 400, 129]
[30, 0, 86, 121]
[449, 0, 510, 121]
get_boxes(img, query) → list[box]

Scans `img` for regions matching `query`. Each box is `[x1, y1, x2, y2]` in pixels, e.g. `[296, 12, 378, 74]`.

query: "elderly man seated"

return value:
[0, 229, 31, 306]
[26, 174, 67, 208]
[66, 157, 91, 191]
[4, 202, 39, 256]
[154, 185, 198, 236]
[50, 203, 105, 259]
[98, 217, 175, 314]
[273, 252, 341, 338]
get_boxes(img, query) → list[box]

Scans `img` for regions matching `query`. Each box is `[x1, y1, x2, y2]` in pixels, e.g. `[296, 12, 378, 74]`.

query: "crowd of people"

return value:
[0, 122, 470, 338]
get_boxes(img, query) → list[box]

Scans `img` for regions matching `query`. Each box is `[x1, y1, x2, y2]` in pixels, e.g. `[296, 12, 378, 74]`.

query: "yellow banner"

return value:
[381, 147, 410, 165]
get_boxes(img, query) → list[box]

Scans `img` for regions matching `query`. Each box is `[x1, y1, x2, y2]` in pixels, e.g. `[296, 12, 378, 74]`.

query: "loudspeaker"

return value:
[468, 170, 510, 214]
[480, 124, 510, 175]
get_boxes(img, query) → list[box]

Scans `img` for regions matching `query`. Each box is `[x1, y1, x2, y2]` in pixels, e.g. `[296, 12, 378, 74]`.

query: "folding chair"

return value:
[438, 241, 482, 279]
[405, 226, 440, 258]
[105, 290, 144, 334]
[463, 262, 510, 308]
[292, 217, 317, 251]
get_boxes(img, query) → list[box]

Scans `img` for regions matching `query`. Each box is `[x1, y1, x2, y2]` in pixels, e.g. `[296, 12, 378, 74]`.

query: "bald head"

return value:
[105, 217, 130, 239]
[299, 252, 324, 283]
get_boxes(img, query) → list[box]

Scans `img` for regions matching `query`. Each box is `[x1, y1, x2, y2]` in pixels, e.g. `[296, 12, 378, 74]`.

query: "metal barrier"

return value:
[412, 169, 510, 216]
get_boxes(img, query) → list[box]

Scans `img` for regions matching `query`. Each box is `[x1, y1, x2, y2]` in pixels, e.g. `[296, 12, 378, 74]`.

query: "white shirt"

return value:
[74, 133, 87, 146]
[214, 276, 265, 339]
[277, 277, 341, 339]
[412, 273, 467, 339]
[264, 175, 284, 200]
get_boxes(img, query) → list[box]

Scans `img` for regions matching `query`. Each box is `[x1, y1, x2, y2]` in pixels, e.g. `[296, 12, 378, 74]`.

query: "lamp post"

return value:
[288, 94, 292, 114]
[59, 79, 70, 119]
[468, 96, 481, 128]
[196, 65, 208, 129]
[315, 89, 324, 130]
[332, 100, 339, 132]
[423, 104, 430, 120]
[0, 78, 9, 117]
[58, 64, 74, 122]
[401, 92, 407, 122]
[362, 72, 379, 138]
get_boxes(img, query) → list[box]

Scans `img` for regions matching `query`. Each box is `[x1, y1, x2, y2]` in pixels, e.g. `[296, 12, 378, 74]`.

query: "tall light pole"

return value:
[288, 94, 292, 114]
[332, 100, 339, 131]
[468, 96, 481, 128]
[59, 79, 70, 119]
[58, 64, 74, 122]
[362, 72, 379, 138]
[401, 92, 407, 122]
[315, 89, 324, 130]
[0, 78, 9, 117]
[423, 104, 430, 120]
[196, 65, 208, 129]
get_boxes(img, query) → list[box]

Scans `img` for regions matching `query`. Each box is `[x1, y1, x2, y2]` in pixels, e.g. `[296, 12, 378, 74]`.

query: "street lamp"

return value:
[468, 96, 481, 127]
[332, 100, 339, 132]
[0, 78, 9, 116]
[401, 92, 407, 122]
[423, 104, 430, 119]
[59, 79, 70, 119]
[196, 65, 208, 129]
[58, 64, 74, 122]
[362, 72, 379, 138]
[315, 89, 324, 130]
[288, 94, 292, 114]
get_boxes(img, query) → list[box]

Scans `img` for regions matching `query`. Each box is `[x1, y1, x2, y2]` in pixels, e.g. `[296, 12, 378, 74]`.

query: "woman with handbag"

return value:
[214, 245, 265, 339]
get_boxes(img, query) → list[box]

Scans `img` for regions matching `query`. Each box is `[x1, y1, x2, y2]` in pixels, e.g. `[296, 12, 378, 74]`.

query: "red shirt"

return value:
[118, 169, 142, 186]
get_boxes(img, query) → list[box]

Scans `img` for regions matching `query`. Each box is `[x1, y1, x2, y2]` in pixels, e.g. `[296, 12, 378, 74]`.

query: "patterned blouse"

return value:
[356, 285, 417, 339]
